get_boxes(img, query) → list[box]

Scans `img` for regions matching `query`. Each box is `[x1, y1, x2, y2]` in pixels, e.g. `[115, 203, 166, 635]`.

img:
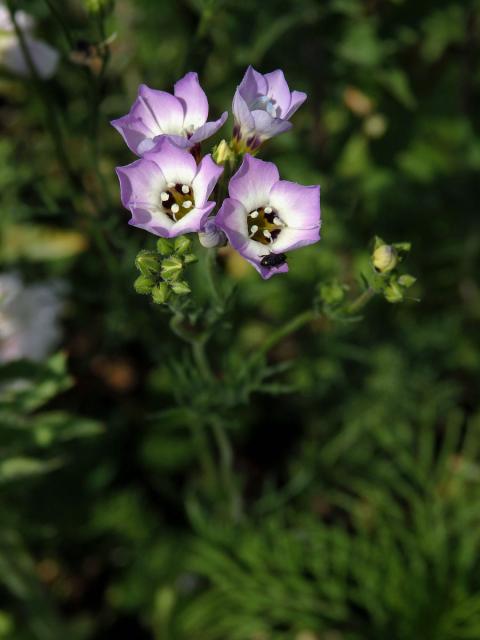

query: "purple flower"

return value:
[215, 155, 320, 279]
[111, 72, 228, 156]
[232, 66, 307, 152]
[116, 138, 223, 238]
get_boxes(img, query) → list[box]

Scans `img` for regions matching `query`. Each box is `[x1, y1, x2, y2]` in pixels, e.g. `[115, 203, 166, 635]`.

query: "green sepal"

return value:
[174, 236, 191, 256]
[170, 280, 191, 296]
[151, 282, 171, 304]
[156, 238, 174, 255]
[134, 274, 156, 295]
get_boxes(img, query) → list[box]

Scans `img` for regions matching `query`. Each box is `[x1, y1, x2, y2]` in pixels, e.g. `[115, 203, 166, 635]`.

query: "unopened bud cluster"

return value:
[134, 236, 197, 305]
[371, 236, 416, 304]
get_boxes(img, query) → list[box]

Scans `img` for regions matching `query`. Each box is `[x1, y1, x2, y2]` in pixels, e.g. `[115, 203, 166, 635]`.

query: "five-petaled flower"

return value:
[111, 72, 228, 156]
[215, 155, 320, 279]
[116, 138, 223, 238]
[232, 66, 306, 153]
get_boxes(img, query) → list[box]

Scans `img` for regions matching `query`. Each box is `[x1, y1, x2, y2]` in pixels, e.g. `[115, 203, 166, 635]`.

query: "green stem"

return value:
[187, 420, 217, 490]
[345, 286, 376, 314]
[210, 417, 242, 521]
[256, 309, 315, 361]
[205, 249, 224, 311]
[191, 338, 212, 381]
[254, 287, 377, 361]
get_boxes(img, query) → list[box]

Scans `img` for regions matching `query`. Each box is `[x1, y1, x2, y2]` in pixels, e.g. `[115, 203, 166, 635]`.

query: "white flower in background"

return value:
[0, 2, 59, 79]
[0, 273, 65, 363]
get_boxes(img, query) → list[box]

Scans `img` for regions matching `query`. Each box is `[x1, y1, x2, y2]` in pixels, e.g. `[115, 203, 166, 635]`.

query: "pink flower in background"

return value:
[232, 66, 306, 152]
[0, 273, 64, 363]
[0, 2, 59, 79]
[111, 72, 228, 156]
[215, 155, 320, 279]
[116, 138, 223, 238]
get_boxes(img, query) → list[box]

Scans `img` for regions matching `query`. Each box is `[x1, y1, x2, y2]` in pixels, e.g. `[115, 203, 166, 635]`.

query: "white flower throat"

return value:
[160, 183, 195, 222]
[247, 206, 285, 244]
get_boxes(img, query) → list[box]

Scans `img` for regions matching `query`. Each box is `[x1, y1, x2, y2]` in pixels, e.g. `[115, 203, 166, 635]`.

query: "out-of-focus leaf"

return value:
[0, 224, 88, 262]
[0, 456, 62, 483]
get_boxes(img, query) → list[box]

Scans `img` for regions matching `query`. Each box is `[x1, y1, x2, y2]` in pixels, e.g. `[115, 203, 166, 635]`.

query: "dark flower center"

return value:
[160, 183, 195, 222]
[247, 206, 284, 245]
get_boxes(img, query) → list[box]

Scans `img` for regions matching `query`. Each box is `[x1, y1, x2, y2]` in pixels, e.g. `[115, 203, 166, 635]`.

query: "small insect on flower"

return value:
[260, 252, 287, 268]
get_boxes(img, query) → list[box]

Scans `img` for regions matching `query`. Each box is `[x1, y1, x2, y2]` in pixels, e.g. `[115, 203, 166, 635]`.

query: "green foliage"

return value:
[0, 0, 479, 638]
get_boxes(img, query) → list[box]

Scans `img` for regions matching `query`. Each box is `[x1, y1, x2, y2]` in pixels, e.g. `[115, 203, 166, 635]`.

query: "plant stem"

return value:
[192, 338, 212, 381]
[205, 249, 224, 311]
[210, 417, 242, 521]
[345, 286, 376, 314]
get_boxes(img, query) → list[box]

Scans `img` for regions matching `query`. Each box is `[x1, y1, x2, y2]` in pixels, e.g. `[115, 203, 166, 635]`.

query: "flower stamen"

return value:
[247, 205, 284, 244]
[160, 183, 195, 222]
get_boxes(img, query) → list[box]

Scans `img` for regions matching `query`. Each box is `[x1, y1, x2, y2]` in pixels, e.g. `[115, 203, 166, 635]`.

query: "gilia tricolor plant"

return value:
[112, 67, 416, 510]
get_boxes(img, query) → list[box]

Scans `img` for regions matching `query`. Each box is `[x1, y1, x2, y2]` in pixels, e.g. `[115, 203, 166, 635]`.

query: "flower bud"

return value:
[151, 282, 171, 304]
[183, 253, 198, 265]
[319, 280, 347, 306]
[174, 236, 191, 256]
[160, 256, 183, 281]
[134, 274, 155, 295]
[384, 281, 403, 303]
[156, 238, 174, 255]
[135, 250, 161, 276]
[398, 274, 416, 288]
[212, 140, 235, 165]
[372, 244, 398, 274]
[198, 220, 227, 249]
[170, 280, 191, 296]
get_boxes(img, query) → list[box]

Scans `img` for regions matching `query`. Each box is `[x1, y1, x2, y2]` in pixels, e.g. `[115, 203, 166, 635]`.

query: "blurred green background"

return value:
[1, 0, 480, 638]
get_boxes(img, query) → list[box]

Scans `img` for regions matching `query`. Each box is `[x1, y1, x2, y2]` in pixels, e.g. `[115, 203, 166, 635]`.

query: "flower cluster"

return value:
[113, 67, 320, 280]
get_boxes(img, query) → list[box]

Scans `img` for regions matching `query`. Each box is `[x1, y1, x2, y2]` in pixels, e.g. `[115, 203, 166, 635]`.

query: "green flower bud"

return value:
[372, 244, 398, 274]
[134, 274, 156, 295]
[183, 253, 198, 265]
[160, 256, 183, 281]
[135, 250, 161, 276]
[384, 281, 403, 303]
[398, 274, 416, 288]
[212, 140, 235, 165]
[156, 238, 174, 255]
[174, 236, 191, 256]
[151, 282, 171, 304]
[319, 280, 347, 305]
[170, 280, 191, 296]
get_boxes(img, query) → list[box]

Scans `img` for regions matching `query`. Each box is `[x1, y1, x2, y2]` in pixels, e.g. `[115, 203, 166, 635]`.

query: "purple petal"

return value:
[251, 110, 292, 138]
[129, 210, 173, 238]
[115, 159, 165, 210]
[215, 197, 249, 250]
[232, 89, 255, 131]
[264, 70, 292, 116]
[228, 155, 279, 212]
[170, 202, 215, 237]
[271, 226, 320, 253]
[145, 138, 197, 186]
[283, 90, 307, 120]
[111, 114, 153, 155]
[192, 155, 223, 207]
[138, 85, 185, 134]
[238, 65, 267, 104]
[269, 181, 321, 229]
[189, 111, 228, 144]
[174, 71, 209, 131]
